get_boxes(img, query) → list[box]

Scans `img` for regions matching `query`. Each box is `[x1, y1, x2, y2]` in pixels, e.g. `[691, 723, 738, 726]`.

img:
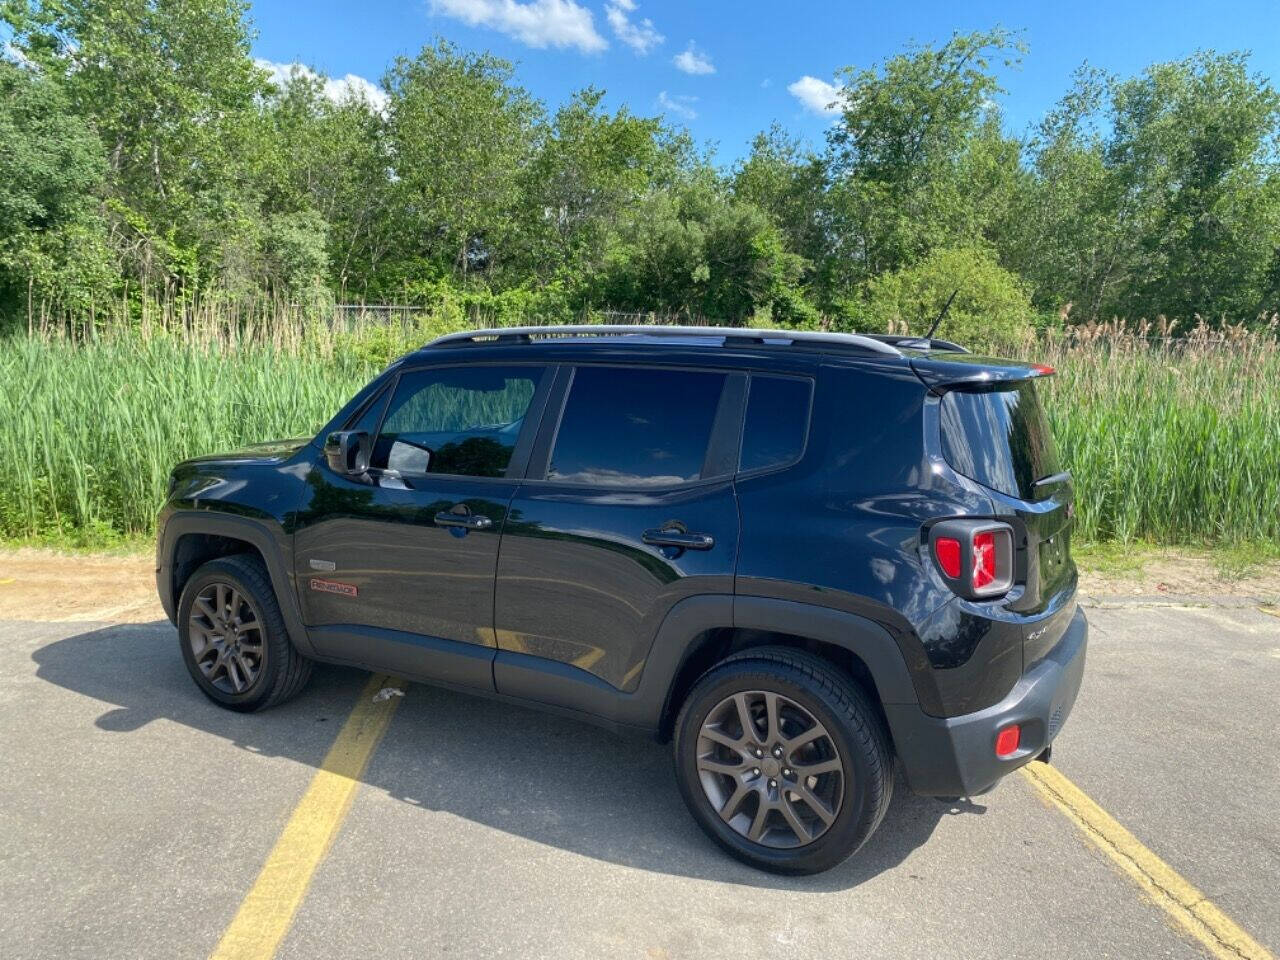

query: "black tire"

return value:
[177, 554, 312, 712]
[673, 647, 894, 874]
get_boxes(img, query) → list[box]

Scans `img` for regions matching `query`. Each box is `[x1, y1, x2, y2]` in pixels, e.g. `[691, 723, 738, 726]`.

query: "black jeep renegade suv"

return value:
[155, 324, 1086, 874]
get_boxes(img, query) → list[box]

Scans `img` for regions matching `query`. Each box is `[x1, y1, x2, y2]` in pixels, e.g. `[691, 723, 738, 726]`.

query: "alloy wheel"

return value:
[188, 581, 265, 695]
[695, 689, 845, 848]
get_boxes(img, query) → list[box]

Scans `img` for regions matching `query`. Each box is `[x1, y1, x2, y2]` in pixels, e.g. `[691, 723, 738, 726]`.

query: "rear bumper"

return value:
[885, 605, 1088, 796]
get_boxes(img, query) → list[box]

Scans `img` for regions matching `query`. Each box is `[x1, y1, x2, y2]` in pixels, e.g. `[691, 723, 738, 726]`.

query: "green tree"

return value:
[518, 87, 671, 289]
[733, 124, 828, 271]
[252, 64, 396, 299]
[3, 0, 267, 294]
[0, 57, 110, 324]
[600, 174, 810, 323]
[862, 244, 1034, 342]
[996, 68, 1118, 320]
[384, 39, 541, 284]
[822, 27, 1025, 305]
[1008, 54, 1280, 323]
[1110, 52, 1280, 320]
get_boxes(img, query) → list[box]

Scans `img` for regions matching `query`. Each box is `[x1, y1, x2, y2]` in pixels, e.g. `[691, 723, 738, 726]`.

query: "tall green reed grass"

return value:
[1036, 320, 1280, 543]
[0, 335, 377, 538]
[1, 317, 1277, 545]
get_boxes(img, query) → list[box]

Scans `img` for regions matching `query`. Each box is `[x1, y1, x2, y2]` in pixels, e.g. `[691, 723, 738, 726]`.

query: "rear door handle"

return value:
[434, 511, 493, 530]
[642, 528, 715, 550]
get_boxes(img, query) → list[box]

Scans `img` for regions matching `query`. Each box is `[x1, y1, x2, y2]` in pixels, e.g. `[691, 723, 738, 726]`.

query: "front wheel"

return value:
[673, 648, 894, 874]
[177, 554, 312, 712]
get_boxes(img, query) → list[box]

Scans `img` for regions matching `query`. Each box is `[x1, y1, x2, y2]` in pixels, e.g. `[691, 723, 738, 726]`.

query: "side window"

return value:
[347, 384, 391, 435]
[371, 366, 543, 479]
[548, 366, 727, 486]
[739, 375, 812, 473]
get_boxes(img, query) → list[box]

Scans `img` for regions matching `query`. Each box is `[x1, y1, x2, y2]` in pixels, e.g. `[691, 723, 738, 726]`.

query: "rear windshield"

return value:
[940, 382, 1061, 500]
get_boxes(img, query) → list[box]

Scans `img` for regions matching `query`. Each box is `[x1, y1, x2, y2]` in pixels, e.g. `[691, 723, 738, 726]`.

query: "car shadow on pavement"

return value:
[34, 620, 984, 891]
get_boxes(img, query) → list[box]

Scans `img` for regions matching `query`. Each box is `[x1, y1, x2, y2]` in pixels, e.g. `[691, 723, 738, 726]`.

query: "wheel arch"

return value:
[158, 511, 314, 657]
[171, 533, 260, 604]
[646, 595, 920, 743]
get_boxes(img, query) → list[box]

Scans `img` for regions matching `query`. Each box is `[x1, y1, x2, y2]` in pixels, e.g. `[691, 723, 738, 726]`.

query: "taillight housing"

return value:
[929, 520, 1015, 599]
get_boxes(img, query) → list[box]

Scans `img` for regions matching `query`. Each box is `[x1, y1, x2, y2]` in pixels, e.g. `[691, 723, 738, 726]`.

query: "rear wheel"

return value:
[177, 555, 312, 712]
[673, 647, 893, 874]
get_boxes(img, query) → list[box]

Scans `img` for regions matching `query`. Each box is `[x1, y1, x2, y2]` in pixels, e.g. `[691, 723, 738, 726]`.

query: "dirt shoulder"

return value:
[1076, 547, 1280, 604]
[0, 548, 164, 623]
[0, 546, 1277, 624]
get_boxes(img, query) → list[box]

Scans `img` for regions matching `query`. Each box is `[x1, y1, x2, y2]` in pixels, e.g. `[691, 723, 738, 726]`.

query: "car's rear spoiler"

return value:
[909, 356, 1056, 392]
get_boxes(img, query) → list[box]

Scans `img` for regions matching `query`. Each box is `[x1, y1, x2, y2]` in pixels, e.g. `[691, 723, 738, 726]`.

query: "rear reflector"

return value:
[995, 724, 1021, 758]
[935, 537, 962, 579]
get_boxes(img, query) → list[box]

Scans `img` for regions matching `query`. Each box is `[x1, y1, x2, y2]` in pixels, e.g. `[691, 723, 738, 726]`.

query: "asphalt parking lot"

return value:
[1, 584, 1277, 959]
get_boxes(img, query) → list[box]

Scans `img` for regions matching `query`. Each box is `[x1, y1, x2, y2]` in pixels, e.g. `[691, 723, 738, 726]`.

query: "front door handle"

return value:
[642, 528, 715, 550]
[434, 510, 493, 530]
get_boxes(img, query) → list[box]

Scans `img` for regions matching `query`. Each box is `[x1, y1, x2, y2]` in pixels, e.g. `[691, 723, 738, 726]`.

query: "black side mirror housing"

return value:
[324, 430, 371, 476]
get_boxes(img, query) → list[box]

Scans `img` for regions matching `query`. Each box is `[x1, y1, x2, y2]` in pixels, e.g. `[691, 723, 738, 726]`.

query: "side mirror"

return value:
[324, 430, 371, 476]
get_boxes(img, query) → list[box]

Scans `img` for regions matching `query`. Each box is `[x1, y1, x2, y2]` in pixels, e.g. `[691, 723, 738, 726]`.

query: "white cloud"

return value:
[256, 59, 389, 113]
[760, 77, 772, 88]
[605, 0, 663, 55]
[657, 90, 697, 120]
[787, 75, 846, 116]
[428, 0, 606, 54]
[672, 41, 714, 75]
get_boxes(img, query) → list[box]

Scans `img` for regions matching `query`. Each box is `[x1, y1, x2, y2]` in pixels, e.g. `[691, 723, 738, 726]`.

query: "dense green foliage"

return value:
[2, 5, 1279, 328]
[2, 324, 1277, 546]
[0, 335, 370, 537]
[2, 4, 1278, 548]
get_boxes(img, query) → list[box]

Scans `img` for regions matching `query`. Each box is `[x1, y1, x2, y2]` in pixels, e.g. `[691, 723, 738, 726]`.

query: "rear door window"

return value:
[739, 375, 812, 472]
[940, 382, 1061, 499]
[548, 366, 727, 486]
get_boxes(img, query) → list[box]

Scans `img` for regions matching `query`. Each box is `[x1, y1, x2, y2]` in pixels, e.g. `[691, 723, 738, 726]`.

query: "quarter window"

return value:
[371, 366, 543, 479]
[740, 376, 812, 472]
[548, 366, 727, 486]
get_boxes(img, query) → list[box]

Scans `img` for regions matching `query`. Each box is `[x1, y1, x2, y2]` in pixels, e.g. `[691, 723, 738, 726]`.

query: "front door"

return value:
[494, 364, 741, 696]
[294, 362, 552, 689]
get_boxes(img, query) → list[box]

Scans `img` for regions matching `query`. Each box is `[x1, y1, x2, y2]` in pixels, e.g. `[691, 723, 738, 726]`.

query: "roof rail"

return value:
[425, 324, 903, 356]
[858, 333, 969, 353]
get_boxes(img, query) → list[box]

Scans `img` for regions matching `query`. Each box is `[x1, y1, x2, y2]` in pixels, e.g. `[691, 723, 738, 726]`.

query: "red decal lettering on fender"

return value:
[310, 577, 358, 598]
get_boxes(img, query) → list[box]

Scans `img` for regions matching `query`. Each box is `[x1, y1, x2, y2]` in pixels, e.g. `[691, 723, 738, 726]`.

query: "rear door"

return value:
[493, 363, 741, 696]
[937, 378, 1076, 659]
[293, 362, 552, 689]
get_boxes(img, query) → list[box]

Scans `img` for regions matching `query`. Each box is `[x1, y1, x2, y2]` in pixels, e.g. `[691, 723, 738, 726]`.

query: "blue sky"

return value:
[249, 0, 1280, 164]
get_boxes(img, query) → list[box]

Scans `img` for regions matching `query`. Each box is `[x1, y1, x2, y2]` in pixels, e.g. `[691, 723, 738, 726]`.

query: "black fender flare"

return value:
[603, 594, 921, 735]
[730, 596, 920, 705]
[157, 510, 314, 658]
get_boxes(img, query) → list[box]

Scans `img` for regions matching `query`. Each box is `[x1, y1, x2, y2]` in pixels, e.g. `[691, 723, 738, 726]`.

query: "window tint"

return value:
[548, 366, 726, 486]
[740, 376, 811, 472]
[940, 382, 1061, 500]
[348, 385, 390, 435]
[372, 366, 542, 479]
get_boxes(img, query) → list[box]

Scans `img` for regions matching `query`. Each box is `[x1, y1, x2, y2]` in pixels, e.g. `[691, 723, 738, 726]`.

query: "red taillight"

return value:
[929, 521, 1014, 598]
[972, 531, 997, 589]
[995, 724, 1021, 757]
[1032, 363, 1056, 376]
[935, 537, 962, 578]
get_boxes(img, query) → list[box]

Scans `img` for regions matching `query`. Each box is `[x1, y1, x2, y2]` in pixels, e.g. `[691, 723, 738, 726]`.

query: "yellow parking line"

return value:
[1022, 763, 1275, 960]
[210, 674, 405, 960]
